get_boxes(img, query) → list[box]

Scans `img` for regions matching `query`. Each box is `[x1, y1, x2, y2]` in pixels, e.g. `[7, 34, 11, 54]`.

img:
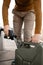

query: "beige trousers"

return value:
[13, 10, 35, 42]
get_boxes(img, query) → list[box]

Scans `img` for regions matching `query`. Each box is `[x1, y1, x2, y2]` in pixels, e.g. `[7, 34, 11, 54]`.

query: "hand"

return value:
[4, 25, 9, 36]
[31, 34, 42, 43]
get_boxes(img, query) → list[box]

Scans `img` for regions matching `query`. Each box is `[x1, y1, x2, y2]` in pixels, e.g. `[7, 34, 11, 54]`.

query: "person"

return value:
[2, 0, 42, 43]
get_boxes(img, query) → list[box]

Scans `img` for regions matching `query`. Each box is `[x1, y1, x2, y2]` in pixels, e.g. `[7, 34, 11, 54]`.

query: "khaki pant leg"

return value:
[24, 11, 35, 42]
[13, 14, 23, 40]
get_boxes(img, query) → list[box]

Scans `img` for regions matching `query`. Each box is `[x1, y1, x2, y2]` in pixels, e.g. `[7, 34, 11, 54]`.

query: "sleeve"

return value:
[2, 0, 11, 26]
[33, 0, 42, 34]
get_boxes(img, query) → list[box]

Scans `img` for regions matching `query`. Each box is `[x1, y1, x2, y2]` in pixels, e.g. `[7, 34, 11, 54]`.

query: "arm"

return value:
[33, 0, 42, 34]
[2, 0, 11, 35]
[2, 0, 11, 26]
[31, 0, 42, 43]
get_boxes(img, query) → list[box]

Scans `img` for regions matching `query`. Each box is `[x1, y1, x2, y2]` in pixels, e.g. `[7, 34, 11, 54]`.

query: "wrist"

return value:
[4, 25, 9, 29]
[4, 25, 10, 33]
[32, 33, 41, 38]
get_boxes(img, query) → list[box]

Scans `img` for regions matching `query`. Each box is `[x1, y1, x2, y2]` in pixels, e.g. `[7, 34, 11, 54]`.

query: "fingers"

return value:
[31, 34, 42, 43]
[4, 25, 9, 36]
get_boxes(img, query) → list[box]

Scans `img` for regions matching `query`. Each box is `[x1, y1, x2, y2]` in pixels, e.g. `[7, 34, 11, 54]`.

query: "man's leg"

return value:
[13, 14, 23, 40]
[24, 11, 35, 42]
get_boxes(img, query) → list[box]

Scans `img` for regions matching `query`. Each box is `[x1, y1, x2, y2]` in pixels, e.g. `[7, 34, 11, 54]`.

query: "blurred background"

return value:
[0, 0, 43, 33]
